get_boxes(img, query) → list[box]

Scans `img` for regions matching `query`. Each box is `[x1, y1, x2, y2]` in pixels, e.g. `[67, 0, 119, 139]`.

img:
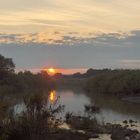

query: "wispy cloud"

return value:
[0, 0, 140, 33]
[120, 59, 140, 64]
[120, 59, 140, 68]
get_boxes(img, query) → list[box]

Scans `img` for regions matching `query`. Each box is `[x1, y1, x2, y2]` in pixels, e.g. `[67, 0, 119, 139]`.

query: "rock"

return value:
[135, 134, 140, 140]
[124, 125, 129, 128]
[111, 127, 139, 140]
[125, 136, 130, 140]
[123, 120, 128, 124]
[90, 134, 99, 138]
[77, 130, 85, 134]
[129, 120, 135, 124]
[85, 132, 99, 138]
[131, 124, 136, 127]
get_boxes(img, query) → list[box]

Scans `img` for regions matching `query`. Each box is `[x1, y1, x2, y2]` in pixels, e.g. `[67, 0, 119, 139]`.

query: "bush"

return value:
[1, 93, 64, 140]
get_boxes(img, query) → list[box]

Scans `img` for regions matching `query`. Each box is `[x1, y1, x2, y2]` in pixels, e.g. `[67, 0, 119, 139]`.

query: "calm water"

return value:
[56, 88, 140, 122]
[14, 88, 140, 123]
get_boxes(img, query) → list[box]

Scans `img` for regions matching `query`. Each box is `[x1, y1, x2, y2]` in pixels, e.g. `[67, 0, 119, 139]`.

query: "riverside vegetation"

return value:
[0, 54, 140, 140]
[55, 68, 140, 98]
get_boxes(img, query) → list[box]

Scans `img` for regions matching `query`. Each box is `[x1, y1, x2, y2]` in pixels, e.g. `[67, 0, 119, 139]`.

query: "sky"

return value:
[0, 0, 140, 74]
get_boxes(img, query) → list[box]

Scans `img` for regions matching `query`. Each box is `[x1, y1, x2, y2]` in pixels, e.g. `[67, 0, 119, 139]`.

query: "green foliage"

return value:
[16, 71, 55, 93]
[85, 70, 140, 97]
[0, 93, 64, 140]
[0, 54, 15, 90]
[0, 54, 15, 74]
[0, 101, 9, 121]
[0, 54, 55, 95]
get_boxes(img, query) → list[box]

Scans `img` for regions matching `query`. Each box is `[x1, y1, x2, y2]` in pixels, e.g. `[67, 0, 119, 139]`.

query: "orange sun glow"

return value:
[48, 68, 55, 73]
[43, 68, 56, 75]
[49, 91, 56, 101]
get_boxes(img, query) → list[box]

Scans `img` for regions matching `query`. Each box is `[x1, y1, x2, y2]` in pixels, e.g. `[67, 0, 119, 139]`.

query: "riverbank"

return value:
[122, 96, 140, 104]
[94, 121, 140, 140]
[60, 121, 140, 140]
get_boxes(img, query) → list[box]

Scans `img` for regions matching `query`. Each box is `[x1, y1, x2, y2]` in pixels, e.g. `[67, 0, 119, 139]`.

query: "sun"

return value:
[47, 68, 56, 75]
[48, 68, 55, 73]
[42, 67, 58, 75]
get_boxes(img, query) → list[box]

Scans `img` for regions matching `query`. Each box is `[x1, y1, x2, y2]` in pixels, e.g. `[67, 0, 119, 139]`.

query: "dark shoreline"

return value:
[122, 96, 140, 104]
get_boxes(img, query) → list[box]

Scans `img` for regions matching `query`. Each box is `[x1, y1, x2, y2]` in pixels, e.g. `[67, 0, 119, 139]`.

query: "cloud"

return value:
[30, 19, 71, 28]
[119, 59, 140, 68]
[120, 59, 140, 64]
[0, 0, 140, 33]
[0, 30, 140, 70]
[0, 0, 47, 11]
[0, 30, 139, 47]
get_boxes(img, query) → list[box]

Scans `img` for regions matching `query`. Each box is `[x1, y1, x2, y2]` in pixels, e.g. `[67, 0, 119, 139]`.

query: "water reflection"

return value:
[49, 90, 56, 102]
[13, 88, 140, 123]
[56, 88, 140, 122]
[56, 89, 90, 114]
[88, 93, 140, 122]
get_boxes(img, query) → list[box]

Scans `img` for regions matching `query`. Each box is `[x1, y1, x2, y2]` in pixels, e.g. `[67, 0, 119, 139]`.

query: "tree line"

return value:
[0, 54, 55, 95]
[85, 69, 140, 97]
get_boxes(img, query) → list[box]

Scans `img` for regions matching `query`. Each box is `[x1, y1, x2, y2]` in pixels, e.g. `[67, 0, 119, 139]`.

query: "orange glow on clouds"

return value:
[41, 67, 87, 75]
[56, 68, 87, 75]
[17, 68, 87, 75]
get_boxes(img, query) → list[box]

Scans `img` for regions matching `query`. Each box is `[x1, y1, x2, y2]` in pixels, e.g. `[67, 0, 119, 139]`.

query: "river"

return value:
[56, 88, 140, 122]
[14, 88, 140, 123]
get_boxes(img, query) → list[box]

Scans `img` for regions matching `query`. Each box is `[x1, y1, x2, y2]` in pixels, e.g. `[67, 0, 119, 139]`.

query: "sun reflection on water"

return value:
[49, 90, 56, 102]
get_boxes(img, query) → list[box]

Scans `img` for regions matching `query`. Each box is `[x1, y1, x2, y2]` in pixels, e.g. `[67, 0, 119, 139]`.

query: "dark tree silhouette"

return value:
[0, 54, 15, 80]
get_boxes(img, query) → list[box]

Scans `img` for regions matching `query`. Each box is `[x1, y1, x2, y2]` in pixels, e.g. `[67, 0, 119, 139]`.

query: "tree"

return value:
[0, 54, 15, 73]
[0, 54, 15, 81]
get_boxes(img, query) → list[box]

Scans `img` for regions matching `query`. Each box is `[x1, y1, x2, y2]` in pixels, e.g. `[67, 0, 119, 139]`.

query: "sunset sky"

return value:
[0, 0, 140, 74]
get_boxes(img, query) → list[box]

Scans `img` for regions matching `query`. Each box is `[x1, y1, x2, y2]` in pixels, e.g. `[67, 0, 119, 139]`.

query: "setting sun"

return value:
[43, 68, 56, 75]
[48, 68, 55, 73]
